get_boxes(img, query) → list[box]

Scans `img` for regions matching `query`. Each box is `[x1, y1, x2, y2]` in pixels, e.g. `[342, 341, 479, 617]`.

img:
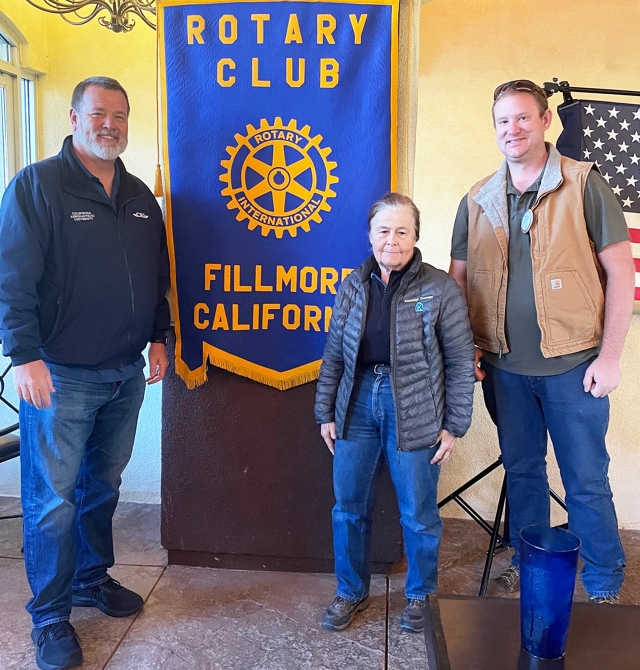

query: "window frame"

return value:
[0, 18, 38, 195]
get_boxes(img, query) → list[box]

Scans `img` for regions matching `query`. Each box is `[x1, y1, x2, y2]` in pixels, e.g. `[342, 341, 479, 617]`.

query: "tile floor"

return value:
[1, 497, 639, 669]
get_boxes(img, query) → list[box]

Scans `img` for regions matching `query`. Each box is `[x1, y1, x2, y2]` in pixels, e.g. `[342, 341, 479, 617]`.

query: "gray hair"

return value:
[71, 76, 130, 115]
[367, 192, 420, 241]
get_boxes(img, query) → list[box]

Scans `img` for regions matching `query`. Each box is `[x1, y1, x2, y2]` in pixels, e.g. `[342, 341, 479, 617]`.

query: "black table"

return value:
[424, 595, 640, 669]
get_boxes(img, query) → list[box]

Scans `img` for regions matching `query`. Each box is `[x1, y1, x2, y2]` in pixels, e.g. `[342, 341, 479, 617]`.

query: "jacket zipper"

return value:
[113, 200, 139, 367]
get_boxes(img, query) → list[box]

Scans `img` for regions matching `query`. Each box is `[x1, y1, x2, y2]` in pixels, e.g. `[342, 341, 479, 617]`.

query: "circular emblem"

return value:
[220, 118, 338, 238]
[521, 209, 534, 234]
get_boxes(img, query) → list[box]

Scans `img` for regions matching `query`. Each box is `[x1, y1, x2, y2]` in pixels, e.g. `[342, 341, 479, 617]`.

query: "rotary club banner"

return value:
[158, 0, 398, 389]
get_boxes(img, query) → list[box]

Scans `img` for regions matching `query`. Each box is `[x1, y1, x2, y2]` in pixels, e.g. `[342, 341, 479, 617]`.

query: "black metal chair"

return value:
[0, 362, 21, 523]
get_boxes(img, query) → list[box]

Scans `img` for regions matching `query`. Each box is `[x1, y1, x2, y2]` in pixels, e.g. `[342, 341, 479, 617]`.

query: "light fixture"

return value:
[25, 0, 156, 33]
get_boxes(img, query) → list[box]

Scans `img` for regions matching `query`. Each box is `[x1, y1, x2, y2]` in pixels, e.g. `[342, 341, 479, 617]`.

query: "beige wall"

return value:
[414, 0, 640, 529]
[0, 0, 158, 186]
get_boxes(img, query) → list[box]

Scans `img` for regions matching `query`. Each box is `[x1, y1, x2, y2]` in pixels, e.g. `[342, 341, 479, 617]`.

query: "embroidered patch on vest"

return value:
[550, 279, 563, 290]
[415, 302, 424, 312]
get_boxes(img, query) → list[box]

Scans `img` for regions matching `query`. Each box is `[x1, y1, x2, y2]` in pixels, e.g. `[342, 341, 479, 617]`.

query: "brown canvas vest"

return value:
[466, 153, 604, 358]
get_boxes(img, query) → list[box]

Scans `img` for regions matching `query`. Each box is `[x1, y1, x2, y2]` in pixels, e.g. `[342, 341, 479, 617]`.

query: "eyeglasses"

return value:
[493, 80, 549, 102]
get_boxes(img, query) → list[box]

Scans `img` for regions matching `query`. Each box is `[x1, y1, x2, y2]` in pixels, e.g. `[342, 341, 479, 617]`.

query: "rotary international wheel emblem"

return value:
[220, 118, 338, 238]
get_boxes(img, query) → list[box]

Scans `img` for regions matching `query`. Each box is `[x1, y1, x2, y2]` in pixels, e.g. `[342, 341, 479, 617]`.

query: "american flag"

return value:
[557, 99, 640, 301]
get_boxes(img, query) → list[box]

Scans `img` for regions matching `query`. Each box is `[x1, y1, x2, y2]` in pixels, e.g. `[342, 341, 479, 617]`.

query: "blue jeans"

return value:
[332, 368, 442, 602]
[482, 361, 625, 597]
[20, 372, 145, 627]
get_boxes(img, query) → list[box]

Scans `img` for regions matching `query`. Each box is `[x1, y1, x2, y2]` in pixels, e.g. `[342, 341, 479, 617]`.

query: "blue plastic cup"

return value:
[520, 524, 581, 660]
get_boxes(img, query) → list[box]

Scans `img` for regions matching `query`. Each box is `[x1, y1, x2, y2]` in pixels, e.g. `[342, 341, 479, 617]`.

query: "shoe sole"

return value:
[400, 619, 425, 633]
[322, 598, 370, 631]
[71, 597, 143, 618]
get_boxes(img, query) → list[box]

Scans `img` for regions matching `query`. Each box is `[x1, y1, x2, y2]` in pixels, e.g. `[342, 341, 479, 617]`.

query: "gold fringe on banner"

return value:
[174, 344, 321, 390]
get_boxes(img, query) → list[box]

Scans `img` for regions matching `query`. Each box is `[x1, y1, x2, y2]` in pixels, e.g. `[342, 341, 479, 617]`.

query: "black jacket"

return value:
[0, 136, 170, 369]
[314, 250, 475, 451]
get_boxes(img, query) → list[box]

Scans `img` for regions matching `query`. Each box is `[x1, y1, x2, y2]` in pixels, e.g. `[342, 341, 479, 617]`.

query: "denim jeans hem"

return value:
[72, 574, 110, 591]
[33, 616, 70, 629]
[336, 590, 368, 602]
[587, 590, 620, 598]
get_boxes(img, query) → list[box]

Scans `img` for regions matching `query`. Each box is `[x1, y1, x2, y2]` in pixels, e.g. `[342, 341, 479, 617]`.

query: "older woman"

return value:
[315, 192, 475, 633]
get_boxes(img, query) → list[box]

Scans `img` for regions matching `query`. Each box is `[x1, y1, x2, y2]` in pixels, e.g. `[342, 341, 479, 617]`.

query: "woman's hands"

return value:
[321, 422, 337, 455]
[430, 429, 456, 465]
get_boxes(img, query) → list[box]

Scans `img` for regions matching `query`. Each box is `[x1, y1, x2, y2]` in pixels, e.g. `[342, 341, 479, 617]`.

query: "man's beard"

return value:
[77, 128, 128, 161]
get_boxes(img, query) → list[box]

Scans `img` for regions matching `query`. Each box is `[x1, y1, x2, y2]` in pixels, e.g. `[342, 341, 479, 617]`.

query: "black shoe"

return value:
[322, 595, 370, 631]
[72, 577, 143, 617]
[400, 598, 426, 633]
[31, 621, 83, 670]
[495, 565, 520, 594]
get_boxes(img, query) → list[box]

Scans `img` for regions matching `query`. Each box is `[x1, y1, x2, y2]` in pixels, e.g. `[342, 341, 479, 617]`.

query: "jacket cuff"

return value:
[442, 422, 466, 439]
[150, 330, 168, 345]
[10, 350, 43, 367]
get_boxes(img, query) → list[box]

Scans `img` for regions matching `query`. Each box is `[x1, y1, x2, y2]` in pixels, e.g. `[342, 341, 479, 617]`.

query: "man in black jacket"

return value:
[0, 77, 170, 670]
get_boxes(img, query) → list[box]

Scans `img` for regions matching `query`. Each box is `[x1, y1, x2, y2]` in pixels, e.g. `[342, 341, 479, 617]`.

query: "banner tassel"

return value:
[153, 163, 164, 197]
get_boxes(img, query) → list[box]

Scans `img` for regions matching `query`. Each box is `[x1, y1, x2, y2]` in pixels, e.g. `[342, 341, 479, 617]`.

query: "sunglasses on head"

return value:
[493, 80, 548, 102]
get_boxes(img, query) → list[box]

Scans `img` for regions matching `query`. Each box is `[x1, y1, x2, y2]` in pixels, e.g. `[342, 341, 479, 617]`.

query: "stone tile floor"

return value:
[1, 496, 639, 669]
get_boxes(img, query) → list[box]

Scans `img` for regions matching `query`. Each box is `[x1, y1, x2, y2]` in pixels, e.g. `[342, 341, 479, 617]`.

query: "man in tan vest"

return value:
[448, 80, 635, 603]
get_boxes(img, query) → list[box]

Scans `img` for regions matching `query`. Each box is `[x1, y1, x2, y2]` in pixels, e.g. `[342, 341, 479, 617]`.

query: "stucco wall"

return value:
[414, 0, 640, 529]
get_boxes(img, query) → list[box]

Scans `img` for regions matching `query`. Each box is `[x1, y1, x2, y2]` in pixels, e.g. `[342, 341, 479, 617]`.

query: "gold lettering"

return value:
[304, 305, 322, 331]
[252, 58, 271, 87]
[320, 267, 338, 294]
[217, 59, 236, 87]
[300, 266, 318, 293]
[218, 15, 237, 44]
[224, 265, 231, 292]
[341, 268, 353, 281]
[194, 303, 209, 329]
[349, 14, 367, 44]
[262, 303, 280, 329]
[283, 304, 301, 330]
[284, 14, 303, 44]
[255, 265, 274, 291]
[251, 13, 270, 43]
[286, 58, 305, 88]
[232, 304, 250, 330]
[204, 263, 221, 290]
[324, 305, 332, 332]
[233, 265, 252, 292]
[252, 303, 260, 329]
[187, 15, 205, 45]
[320, 58, 339, 88]
[276, 265, 297, 292]
[317, 14, 336, 44]
[211, 303, 229, 330]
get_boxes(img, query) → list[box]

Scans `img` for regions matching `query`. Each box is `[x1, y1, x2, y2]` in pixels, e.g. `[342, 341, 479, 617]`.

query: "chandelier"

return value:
[25, 1, 156, 33]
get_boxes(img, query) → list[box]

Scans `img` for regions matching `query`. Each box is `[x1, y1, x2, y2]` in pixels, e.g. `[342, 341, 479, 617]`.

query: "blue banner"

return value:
[159, 0, 398, 388]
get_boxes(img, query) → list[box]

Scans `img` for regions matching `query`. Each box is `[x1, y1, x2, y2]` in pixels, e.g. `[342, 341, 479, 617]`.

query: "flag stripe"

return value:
[629, 228, 640, 244]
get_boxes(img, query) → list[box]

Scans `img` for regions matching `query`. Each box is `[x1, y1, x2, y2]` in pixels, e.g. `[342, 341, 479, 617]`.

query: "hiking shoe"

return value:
[495, 565, 520, 594]
[31, 621, 82, 670]
[400, 598, 426, 633]
[72, 577, 143, 617]
[322, 595, 370, 631]
[587, 594, 620, 604]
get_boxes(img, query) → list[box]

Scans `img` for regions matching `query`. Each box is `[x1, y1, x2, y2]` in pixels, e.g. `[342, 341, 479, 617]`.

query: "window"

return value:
[0, 23, 37, 201]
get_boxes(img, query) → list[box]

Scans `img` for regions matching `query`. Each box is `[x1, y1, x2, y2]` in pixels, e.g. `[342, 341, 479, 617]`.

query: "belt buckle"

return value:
[373, 364, 388, 375]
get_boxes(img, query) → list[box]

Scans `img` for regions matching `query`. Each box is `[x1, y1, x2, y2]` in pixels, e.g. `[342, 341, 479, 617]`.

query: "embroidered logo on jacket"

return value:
[70, 211, 95, 221]
[133, 212, 149, 219]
